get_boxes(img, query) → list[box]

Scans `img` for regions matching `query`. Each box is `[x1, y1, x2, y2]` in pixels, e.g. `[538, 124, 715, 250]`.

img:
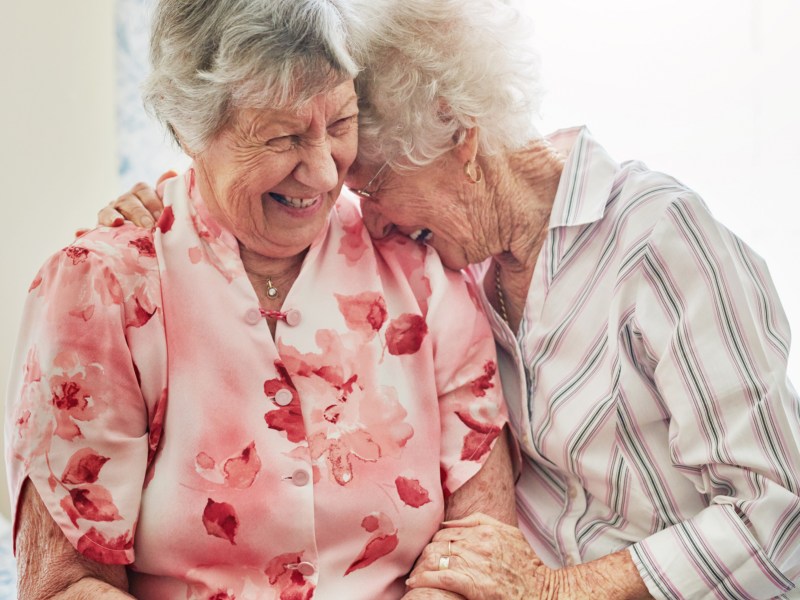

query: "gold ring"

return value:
[438, 555, 451, 570]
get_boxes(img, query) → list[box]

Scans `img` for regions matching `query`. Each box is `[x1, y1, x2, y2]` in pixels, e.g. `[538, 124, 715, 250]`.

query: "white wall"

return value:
[0, 2, 118, 517]
[0, 1, 797, 520]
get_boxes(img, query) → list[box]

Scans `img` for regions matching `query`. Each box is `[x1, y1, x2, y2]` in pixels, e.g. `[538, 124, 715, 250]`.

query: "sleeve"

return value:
[422, 251, 509, 496]
[627, 194, 800, 599]
[5, 242, 151, 565]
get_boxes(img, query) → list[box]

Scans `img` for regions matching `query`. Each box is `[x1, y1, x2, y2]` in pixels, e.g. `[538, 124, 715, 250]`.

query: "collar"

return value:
[546, 126, 620, 229]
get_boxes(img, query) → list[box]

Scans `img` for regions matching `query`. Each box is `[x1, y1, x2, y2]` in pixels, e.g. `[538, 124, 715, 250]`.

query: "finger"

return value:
[442, 512, 504, 529]
[128, 182, 164, 221]
[406, 568, 475, 598]
[97, 205, 126, 228]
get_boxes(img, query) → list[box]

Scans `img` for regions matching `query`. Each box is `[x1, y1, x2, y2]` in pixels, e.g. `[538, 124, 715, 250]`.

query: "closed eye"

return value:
[266, 135, 297, 151]
[328, 115, 358, 137]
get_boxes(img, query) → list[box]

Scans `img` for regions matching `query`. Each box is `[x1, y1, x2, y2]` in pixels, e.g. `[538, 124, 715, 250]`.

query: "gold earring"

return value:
[464, 160, 483, 184]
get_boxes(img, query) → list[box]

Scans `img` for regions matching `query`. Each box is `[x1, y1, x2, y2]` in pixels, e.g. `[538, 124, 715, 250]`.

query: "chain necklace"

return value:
[494, 261, 509, 325]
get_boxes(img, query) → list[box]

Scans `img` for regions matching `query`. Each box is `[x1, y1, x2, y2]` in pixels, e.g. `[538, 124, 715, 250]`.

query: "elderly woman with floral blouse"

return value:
[5, 1, 516, 599]
[104, 0, 800, 598]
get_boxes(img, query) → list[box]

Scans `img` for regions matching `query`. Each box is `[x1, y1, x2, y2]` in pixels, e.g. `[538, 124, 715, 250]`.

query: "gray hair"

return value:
[142, 0, 364, 152]
[353, 0, 543, 169]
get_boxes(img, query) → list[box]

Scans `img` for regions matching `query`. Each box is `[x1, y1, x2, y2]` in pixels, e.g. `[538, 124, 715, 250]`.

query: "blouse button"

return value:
[291, 469, 310, 487]
[296, 561, 316, 576]
[245, 308, 262, 325]
[274, 389, 293, 406]
[284, 309, 301, 327]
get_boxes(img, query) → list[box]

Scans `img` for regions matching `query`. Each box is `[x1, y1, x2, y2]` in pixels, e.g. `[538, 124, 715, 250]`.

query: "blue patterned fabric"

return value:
[116, 0, 188, 188]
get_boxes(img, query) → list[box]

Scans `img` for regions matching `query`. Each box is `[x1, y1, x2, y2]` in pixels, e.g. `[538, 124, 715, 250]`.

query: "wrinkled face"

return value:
[192, 80, 359, 259]
[346, 155, 483, 271]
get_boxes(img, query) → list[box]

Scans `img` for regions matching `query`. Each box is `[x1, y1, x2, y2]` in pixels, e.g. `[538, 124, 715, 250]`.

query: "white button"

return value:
[296, 561, 316, 576]
[284, 309, 301, 327]
[245, 308, 262, 325]
[291, 469, 310, 486]
[274, 389, 293, 406]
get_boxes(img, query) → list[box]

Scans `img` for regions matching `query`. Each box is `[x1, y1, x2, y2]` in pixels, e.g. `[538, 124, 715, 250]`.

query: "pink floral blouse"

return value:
[5, 170, 506, 600]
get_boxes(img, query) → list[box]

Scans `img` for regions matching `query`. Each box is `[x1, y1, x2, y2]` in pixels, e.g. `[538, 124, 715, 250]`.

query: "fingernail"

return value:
[112, 217, 124, 227]
[153, 210, 162, 220]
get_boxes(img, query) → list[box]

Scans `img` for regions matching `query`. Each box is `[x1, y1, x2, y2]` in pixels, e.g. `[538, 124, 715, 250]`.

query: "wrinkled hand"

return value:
[95, 170, 174, 229]
[400, 588, 464, 599]
[405, 513, 573, 600]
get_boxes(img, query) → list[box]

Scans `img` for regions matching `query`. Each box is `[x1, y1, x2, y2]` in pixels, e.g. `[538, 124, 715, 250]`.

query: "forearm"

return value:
[444, 426, 516, 525]
[16, 480, 131, 600]
[49, 577, 135, 599]
[565, 550, 651, 600]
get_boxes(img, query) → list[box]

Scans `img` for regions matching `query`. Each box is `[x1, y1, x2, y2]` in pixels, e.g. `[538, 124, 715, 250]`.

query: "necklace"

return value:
[494, 261, 509, 325]
[266, 277, 279, 299]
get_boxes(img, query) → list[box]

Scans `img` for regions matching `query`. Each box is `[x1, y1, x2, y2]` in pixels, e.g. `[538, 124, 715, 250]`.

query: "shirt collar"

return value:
[547, 126, 620, 229]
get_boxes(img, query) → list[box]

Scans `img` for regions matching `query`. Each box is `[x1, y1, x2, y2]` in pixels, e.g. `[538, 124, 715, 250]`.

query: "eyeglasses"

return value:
[350, 161, 391, 200]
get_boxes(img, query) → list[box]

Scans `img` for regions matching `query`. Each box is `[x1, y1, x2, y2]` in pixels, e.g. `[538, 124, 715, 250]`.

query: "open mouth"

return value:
[269, 192, 320, 209]
[409, 228, 432, 243]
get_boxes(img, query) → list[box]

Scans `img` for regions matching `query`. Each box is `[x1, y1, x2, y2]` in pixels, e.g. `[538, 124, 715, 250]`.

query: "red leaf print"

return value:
[395, 476, 432, 508]
[264, 552, 315, 600]
[345, 513, 399, 575]
[345, 533, 399, 575]
[203, 498, 239, 544]
[76, 527, 133, 564]
[148, 388, 167, 463]
[338, 215, 368, 265]
[68, 304, 96, 321]
[335, 292, 388, 335]
[264, 362, 305, 443]
[460, 428, 501, 461]
[129, 298, 155, 328]
[158, 205, 175, 233]
[470, 361, 497, 397]
[64, 246, 90, 265]
[223, 442, 261, 489]
[64, 485, 122, 523]
[196, 452, 216, 470]
[61, 447, 110, 484]
[28, 274, 42, 292]
[128, 236, 155, 257]
[385, 314, 428, 355]
[456, 411, 500, 434]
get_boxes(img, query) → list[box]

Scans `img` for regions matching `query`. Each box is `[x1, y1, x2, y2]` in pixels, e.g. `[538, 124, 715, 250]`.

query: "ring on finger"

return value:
[438, 554, 451, 570]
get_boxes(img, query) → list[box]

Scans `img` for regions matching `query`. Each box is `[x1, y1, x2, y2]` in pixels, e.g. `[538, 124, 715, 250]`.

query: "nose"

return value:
[361, 199, 394, 239]
[294, 139, 339, 192]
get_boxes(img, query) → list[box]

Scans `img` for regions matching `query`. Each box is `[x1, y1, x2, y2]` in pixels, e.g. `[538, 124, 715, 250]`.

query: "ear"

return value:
[452, 126, 479, 165]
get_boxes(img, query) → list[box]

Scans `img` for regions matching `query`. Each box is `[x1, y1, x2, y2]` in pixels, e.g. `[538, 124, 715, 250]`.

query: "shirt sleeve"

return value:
[422, 251, 509, 496]
[628, 194, 800, 599]
[5, 235, 157, 565]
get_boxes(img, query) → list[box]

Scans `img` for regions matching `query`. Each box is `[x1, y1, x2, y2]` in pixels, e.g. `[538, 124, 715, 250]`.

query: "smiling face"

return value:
[346, 151, 491, 271]
[190, 80, 359, 259]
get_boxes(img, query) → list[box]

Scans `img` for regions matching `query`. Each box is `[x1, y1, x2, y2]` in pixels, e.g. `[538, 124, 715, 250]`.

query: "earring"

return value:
[464, 160, 483, 184]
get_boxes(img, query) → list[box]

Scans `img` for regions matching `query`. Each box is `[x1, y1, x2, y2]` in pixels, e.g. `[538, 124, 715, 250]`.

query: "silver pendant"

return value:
[266, 278, 279, 299]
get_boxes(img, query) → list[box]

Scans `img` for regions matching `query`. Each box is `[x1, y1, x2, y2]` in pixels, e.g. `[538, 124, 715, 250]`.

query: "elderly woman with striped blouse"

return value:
[102, 0, 800, 597]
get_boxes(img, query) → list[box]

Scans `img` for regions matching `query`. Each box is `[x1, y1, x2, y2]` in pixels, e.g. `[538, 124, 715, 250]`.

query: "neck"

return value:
[479, 139, 565, 328]
[240, 244, 307, 306]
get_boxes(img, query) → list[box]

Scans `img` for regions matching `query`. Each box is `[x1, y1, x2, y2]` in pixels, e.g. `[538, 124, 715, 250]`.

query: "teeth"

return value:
[409, 228, 432, 242]
[271, 193, 319, 209]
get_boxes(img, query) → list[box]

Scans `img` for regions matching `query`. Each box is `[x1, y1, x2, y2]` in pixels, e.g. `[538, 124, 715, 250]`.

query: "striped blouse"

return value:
[469, 127, 800, 599]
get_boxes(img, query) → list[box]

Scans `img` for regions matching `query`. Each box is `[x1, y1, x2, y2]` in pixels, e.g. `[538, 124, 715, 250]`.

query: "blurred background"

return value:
[0, 0, 798, 524]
